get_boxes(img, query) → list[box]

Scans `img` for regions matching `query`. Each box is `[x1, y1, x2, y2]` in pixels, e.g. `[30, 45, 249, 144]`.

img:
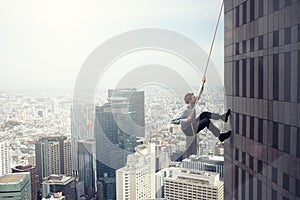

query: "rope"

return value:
[191, 0, 224, 155]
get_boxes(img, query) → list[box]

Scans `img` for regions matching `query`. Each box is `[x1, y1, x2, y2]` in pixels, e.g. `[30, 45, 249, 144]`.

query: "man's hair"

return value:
[184, 93, 194, 104]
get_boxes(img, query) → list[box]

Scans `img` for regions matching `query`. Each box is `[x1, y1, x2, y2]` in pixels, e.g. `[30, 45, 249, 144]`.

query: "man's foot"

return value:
[224, 109, 231, 122]
[218, 130, 231, 142]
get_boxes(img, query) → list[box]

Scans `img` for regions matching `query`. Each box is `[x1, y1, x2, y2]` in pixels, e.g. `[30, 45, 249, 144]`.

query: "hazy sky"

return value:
[0, 0, 224, 90]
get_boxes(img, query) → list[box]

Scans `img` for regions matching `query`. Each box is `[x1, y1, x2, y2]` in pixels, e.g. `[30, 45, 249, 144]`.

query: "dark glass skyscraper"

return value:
[224, 1, 300, 199]
[95, 94, 137, 200]
[108, 88, 145, 137]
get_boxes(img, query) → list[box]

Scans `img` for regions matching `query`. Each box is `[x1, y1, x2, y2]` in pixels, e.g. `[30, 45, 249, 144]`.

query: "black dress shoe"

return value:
[218, 130, 232, 142]
[224, 109, 231, 123]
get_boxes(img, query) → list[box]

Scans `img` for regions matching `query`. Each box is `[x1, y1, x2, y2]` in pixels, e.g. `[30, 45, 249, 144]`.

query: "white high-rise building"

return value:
[0, 141, 11, 176]
[116, 143, 156, 200]
[162, 167, 224, 200]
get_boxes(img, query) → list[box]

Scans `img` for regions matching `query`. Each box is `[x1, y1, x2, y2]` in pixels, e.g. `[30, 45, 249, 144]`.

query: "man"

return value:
[179, 77, 231, 158]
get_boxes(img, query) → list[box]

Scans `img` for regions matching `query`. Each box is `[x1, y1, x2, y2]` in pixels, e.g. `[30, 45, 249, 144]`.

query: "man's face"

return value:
[190, 95, 196, 104]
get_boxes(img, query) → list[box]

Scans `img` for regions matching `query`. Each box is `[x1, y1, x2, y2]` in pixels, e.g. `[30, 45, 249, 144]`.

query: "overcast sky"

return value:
[0, 0, 224, 90]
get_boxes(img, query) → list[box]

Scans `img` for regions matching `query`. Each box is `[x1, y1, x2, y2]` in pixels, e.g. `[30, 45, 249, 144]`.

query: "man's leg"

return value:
[199, 110, 231, 122]
[197, 118, 221, 137]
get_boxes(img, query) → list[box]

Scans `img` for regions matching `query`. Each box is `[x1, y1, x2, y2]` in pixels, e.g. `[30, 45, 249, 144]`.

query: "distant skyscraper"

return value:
[42, 174, 76, 200]
[224, 1, 300, 199]
[77, 140, 96, 198]
[162, 167, 224, 200]
[95, 95, 137, 200]
[70, 103, 96, 198]
[0, 172, 32, 199]
[116, 143, 156, 200]
[182, 155, 224, 179]
[0, 141, 11, 176]
[35, 136, 71, 182]
[108, 88, 145, 137]
[12, 165, 40, 200]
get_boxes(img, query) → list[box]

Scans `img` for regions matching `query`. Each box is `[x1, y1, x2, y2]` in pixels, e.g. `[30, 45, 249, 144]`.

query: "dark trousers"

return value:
[197, 111, 221, 137]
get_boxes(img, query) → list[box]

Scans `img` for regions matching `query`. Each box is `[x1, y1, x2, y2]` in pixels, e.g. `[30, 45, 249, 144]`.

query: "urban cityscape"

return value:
[0, 0, 300, 200]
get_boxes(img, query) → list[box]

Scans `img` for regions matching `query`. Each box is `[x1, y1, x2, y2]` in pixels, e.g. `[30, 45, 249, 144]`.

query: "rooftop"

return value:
[0, 173, 26, 184]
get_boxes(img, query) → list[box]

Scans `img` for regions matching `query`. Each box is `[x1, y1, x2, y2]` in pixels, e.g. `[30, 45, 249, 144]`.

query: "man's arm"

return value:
[195, 76, 206, 102]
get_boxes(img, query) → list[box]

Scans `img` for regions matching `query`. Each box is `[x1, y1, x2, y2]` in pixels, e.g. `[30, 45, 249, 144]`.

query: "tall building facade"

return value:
[95, 96, 137, 199]
[70, 103, 96, 198]
[163, 167, 224, 200]
[35, 136, 71, 182]
[116, 143, 156, 200]
[0, 141, 11, 176]
[108, 88, 145, 137]
[0, 172, 32, 199]
[12, 165, 40, 200]
[224, 1, 300, 199]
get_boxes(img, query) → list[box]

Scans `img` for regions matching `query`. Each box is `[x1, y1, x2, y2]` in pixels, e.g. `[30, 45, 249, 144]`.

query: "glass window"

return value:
[250, 38, 254, 52]
[236, 60, 240, 96]
[236, 113, 240, 134]
[273, 31, 279, 47]
[242, 2, 247, 24]
[235, 166, 239, 199]
[242, 170, 245, 199]
[242, 115, 246, 137]
[285, 27, 291, 44]
[257, 180, 262, 200]
[243, 40, 246, 53]
[236, 42, 239, 55]
[297, 128, 300, 158]
[258, 119, 263, 143]
[250, 58, 254, 98]
[273, 122, 279, 149]
[273, 0, 279, 11]
[296, 179, 300, 197]
[272, 167, 278, 183]
[235, 148, 239, 161]
[258, 35, 263, 50]
[249, 156, 254, 169]
[285, 0, 291, 7]
[236, 6, 240, 27]
[249, 175, 253, 199]
[283, 173, 289, 191]
[284, 52, 291, 101]
[250, 0, 255, 21]
[272, 189, 277, 199]
[273, 54, 279, 100]
[250, 117, 254, 139]
[284, 125, 290, 154]
[257, 160, 263, 174]
[242, 152, 246, 164]
[242, 59, 246, 97]
[259, 0, 264, 17]
[298, 51, 300, 103]
[258, 57, 264, 99]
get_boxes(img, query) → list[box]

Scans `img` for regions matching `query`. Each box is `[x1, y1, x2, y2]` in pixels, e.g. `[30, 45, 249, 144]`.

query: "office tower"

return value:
[77, 140, 96, 198]
[224, 1, 300, 199]
[35, 136, 71, 182]
[95, 97, 137, 200]
[12, 165, 40, 200]
[0, 172, 32, 199]
[63, 139, 72, 175]
[116, 143, 156, 200]
[162, 167, 224, 200]
[42, 175, 76, 200]
[0, 141, 11, 176]
[108, 88, 145, 137]
[71, 103, 96, 198]
[182, 155, 224, 179]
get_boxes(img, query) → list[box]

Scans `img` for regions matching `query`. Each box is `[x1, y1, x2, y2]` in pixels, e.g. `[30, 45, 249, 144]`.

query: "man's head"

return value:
[184, 93, 196, 105]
